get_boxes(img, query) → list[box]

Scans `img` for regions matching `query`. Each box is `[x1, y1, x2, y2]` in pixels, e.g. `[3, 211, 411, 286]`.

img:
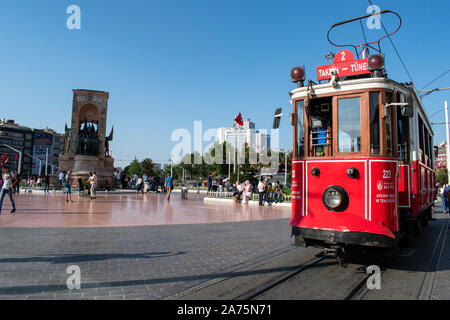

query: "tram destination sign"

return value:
[317, 50, 371, 81]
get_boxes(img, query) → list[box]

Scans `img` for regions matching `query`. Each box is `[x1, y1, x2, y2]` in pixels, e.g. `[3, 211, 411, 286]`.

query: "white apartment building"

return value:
[216, 119, 270, 153]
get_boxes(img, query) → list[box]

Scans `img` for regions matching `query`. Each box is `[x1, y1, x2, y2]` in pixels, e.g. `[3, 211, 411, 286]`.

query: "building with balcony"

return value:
[0, 119, 33, 176]
[434, 142, 447, 171]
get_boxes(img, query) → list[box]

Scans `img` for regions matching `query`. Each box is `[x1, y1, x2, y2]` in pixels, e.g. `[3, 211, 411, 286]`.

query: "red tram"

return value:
[275, 11, 435, 261]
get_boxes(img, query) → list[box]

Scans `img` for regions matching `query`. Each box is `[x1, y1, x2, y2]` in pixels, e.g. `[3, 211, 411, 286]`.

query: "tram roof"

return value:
[289, 77, 434, 136]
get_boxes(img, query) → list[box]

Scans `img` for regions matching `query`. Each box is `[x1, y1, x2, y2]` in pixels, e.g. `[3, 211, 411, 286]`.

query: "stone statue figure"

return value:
[77, 122, 99, 156]
[105, 126, 114, 157]
[64, 123, 72, 155]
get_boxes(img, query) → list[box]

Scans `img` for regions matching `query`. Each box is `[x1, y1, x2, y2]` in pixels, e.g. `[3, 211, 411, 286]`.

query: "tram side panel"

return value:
[412, 161, 435, 217]
[291, 158, 398, 247]
[398, 163, 411, 209]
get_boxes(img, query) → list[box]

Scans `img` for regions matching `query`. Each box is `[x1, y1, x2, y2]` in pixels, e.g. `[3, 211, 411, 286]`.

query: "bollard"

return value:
[181, 187, 188, 200]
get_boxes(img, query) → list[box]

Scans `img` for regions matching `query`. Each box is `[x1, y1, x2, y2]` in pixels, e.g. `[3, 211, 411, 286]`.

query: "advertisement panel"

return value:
[32, 131, 53, 175]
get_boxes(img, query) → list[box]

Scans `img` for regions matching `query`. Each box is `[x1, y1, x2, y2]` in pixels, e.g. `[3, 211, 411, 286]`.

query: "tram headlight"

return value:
[368, 54, 385, 71]
[291, 66, 305, 87]
[322, 186, 349, 212]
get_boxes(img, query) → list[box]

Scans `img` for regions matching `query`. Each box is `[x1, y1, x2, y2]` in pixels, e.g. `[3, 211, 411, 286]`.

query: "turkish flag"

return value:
[234, 113, 243, 126]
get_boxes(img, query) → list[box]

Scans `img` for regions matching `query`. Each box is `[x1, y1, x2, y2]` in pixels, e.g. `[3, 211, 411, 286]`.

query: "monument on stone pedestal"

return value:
[59, 89, 115, 187]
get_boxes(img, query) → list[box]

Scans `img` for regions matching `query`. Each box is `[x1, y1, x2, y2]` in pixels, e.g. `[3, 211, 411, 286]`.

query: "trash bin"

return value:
[181, 187, 188, 200]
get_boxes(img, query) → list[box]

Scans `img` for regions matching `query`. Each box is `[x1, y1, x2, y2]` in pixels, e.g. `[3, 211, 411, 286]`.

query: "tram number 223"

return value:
[383, 170, 392, 179]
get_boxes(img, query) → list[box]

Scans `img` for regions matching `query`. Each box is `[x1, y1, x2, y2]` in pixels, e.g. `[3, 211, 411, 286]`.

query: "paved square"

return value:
[0, 192, 291, 227]
[0, 192, 293, 299]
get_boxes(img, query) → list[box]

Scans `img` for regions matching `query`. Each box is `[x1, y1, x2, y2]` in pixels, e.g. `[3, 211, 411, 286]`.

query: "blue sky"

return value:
[0, 0, 449, 166]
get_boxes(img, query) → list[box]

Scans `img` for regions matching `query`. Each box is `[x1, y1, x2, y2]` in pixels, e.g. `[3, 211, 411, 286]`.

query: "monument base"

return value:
[59, 155, 115, 188]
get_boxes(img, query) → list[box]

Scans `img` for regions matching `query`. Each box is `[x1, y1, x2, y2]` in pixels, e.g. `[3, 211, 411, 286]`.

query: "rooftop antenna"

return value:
[325, 52, 335, 64]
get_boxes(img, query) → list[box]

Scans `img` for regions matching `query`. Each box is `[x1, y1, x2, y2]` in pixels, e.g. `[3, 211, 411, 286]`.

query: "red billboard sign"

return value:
[317, 50, 371, 81]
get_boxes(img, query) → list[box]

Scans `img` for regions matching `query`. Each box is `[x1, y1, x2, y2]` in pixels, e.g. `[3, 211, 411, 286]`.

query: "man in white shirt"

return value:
[258, 177, 266, 206]
[0, 166, 17, 214]
[58, 171, 65, 189]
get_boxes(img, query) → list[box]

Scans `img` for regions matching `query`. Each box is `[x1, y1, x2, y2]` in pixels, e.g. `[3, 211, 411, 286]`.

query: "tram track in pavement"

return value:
[167, 244, 381, 300]
[234, 255, 327, 300]
[417, 215, 450, 300]
[167, 213, 448, 300]
[243, 256, 375, 300]
[235, 217, 450, 300]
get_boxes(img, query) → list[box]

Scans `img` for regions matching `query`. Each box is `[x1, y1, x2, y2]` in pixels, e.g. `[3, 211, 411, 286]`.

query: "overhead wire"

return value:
[367, 0, 414, 84]
[420, 69, 450, 91]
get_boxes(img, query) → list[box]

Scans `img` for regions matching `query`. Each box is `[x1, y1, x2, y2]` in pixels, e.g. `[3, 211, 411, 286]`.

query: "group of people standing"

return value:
[77, 171, 98, 199]
[121, 172, 174, 201]
[257, 176, 284, 206]
[230, 175, 284, 206]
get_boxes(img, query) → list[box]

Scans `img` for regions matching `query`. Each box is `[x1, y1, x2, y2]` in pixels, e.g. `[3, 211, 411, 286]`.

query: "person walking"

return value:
[442, 182, 450, 214]
[44, 174, 50, 194]
[0, 166, 17, 214]
[207, 174, 213, 193]
[58, 171, 65, 190]
[11, 170, 21, 194]
[242, 180, 252, 204]
[165, 174, 173, 200]
[78, 176, 84, 196]
[92, 172, 98, 198]
[258, 177, 265, 206]
[64, 170, 74, 203]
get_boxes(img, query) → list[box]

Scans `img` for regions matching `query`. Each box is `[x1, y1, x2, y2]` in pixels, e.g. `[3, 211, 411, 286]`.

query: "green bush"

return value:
[437, 169, 448, 184]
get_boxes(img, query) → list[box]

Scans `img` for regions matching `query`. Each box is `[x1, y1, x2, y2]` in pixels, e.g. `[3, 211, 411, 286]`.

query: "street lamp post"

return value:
[445, 101, 450, 184]
[168, 159, 173, 177]
[45, 148, 48, 176]
[285, 151, 288, 187]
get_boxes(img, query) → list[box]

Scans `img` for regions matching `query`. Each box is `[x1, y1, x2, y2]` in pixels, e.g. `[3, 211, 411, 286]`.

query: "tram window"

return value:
[338, 97, 361, 153]
[397, 107, 410, 161]
[385, 93, 393, 154]
[429, 135, 432, 166]
[296, 100, 305, 157]
[418, 117, 425, 163]
[424, 129, 430, 166]
[308, 98, 332, 157]
[369, 92, 380, 155]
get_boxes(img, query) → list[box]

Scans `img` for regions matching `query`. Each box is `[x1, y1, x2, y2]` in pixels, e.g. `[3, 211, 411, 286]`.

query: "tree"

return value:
[437, 169, 448, 184]
[141, 158, 156, 176]
[127, 158, 142, 176]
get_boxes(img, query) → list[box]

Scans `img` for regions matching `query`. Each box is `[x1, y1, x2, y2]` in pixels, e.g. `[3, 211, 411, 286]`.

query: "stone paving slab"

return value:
[0, 219, 292, 300]
[0, 193, 291, 228]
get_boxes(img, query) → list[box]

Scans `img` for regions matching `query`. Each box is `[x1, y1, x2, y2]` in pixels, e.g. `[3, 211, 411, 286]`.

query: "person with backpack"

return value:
[0, 166, 18, 214]
[165, 174, 173, 200]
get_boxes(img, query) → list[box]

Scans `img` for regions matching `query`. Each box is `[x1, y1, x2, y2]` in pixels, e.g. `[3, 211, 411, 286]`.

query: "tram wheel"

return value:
[338, 256, 349, 268]
[337, 247, 349, 268]
[414, 218, 421, 236]
[422, 212, 429, 228]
